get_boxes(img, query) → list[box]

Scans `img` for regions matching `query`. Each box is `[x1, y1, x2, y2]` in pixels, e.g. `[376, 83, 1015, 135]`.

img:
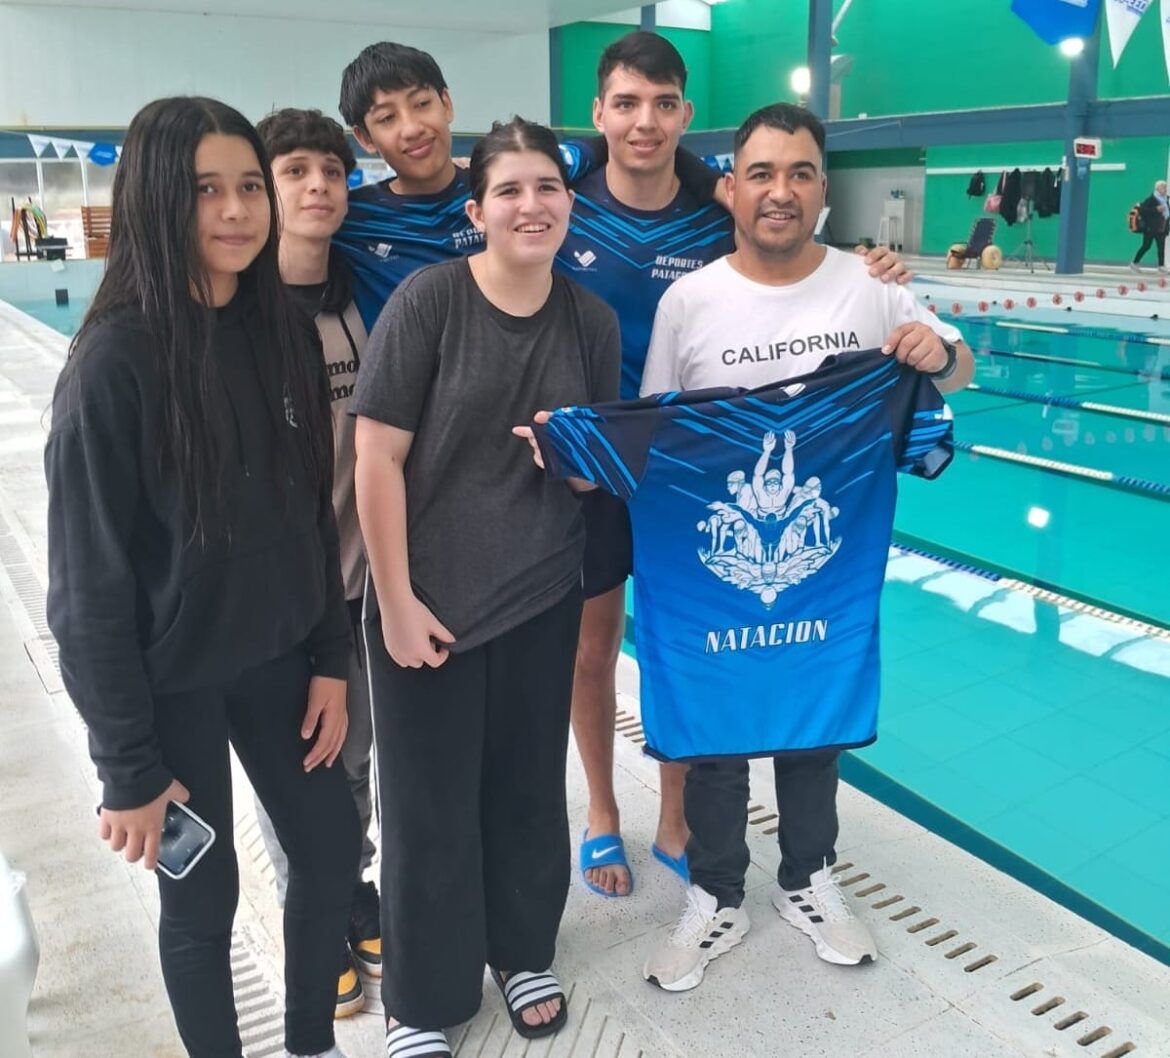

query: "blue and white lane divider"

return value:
[952, 440, 1170, 497]
[965, 383, 1170, 427]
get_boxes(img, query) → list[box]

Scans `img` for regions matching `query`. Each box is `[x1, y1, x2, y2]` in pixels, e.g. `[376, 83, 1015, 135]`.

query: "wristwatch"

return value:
[929, 339, 958, 381]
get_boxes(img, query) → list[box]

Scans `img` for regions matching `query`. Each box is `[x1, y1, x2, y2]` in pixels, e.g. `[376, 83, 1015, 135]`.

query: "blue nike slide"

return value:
[651, 843, 689, 884]
[579, 831, 634, 898]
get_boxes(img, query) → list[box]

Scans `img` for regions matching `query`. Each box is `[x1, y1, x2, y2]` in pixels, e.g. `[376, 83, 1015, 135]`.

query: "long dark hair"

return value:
[70, 96, 331, 538]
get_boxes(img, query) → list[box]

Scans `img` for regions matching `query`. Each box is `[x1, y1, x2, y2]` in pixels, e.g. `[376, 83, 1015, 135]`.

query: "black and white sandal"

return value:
[385, 1023, 451, 1058]
[489, 968, 569, 1039]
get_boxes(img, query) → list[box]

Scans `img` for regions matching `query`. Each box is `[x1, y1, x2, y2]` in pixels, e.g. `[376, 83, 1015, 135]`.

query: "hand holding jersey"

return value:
[513, 410, 598, 493]
[881, 320, 954, 377]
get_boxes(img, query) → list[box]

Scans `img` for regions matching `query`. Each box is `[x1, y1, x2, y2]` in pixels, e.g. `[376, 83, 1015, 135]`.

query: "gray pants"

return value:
[255, 627, 375, 906]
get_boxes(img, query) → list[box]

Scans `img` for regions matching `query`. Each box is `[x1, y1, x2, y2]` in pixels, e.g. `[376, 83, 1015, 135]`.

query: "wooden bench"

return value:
[81, 206, 112, 258]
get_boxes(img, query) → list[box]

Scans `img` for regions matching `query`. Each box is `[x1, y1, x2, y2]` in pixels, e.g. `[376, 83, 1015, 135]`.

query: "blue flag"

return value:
[1011, 0, 1101, 43]
[87, 143, 117, 166]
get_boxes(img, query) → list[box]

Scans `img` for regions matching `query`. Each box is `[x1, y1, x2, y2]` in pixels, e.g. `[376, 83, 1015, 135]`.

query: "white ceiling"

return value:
[14, 0, 643, 32]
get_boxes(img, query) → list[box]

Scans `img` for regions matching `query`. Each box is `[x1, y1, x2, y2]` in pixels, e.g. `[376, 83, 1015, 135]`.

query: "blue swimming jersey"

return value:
[556, 170, 735, 399]
[533, 351, 953, 761]
[334, 144, 600, 330]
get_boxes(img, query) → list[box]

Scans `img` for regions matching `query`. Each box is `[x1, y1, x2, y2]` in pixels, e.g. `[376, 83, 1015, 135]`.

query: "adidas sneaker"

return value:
[773, 863, 877, 966]
[643, 883, 750, 992]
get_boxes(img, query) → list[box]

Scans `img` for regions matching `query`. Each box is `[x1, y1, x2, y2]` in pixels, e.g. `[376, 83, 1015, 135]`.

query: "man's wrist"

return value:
[929, 339, 958, 380]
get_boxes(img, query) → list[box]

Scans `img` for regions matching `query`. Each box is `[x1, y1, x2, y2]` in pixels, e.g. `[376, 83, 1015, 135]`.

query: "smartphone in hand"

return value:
[95, 800, 216, 880]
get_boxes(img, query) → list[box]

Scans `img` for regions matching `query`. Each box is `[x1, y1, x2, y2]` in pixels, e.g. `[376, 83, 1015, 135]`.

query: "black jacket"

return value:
[999, 169, 1022, 227]
[45, 289, 349, 810]
[1138, 194, 1169, 236]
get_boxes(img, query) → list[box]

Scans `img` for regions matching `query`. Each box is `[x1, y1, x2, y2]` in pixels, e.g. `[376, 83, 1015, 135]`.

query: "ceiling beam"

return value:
[680, 96, 1170, 156]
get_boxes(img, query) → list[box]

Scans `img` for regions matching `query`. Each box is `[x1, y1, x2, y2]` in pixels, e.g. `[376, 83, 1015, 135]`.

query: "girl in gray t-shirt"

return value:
[352, 117, 619, 1058]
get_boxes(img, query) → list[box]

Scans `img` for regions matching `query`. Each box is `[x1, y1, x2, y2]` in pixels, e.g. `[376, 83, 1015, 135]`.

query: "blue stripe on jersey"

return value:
[556, 168, 735, 400]
[333, 169, 480, 329]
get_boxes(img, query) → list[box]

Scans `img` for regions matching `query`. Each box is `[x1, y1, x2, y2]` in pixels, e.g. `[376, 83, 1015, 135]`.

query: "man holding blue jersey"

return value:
[638, 102, 971, 991]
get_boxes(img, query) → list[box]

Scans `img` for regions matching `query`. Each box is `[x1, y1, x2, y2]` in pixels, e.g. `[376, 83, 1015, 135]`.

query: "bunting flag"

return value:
[88, 143, 117, 166]
[1105, 0, 1152, 66]
[1012, 0, 1101, 44]
[22, 133, 118, 163]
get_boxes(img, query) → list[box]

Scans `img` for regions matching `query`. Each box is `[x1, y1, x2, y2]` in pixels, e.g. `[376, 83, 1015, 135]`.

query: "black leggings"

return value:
[1134, 231, 1166, 266]
[153, 646, 361, 1057]
[368, 586, 583, 1029]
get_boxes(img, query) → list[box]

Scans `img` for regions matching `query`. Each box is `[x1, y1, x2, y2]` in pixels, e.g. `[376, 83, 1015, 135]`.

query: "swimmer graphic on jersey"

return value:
[697, 430, 840, 608]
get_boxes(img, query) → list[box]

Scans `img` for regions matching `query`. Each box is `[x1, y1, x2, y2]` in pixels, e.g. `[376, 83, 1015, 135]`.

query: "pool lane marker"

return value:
[995, 321, 1071, 335]
[965, 383, 1170, 426]
[975, 347, 1149, 378]
[954, 440, 1170, 498]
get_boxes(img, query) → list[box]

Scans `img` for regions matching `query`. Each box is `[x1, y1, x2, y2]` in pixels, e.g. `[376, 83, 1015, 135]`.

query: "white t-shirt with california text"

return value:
[641, 247, 963, 395]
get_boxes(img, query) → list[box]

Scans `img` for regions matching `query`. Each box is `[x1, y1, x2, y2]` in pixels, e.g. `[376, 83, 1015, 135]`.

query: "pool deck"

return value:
[3, 299, 1170, 1058]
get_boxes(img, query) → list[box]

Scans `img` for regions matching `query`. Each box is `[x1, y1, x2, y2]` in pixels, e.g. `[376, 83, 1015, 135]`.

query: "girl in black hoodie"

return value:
[44, 97, 359, 1058]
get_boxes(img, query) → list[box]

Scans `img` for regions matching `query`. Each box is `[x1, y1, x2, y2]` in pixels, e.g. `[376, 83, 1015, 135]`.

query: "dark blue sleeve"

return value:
[559, 139, 603, 184]
[332, 207, 401, 330]
[532, 398, 668, 501]
[893, 370, 954, 479]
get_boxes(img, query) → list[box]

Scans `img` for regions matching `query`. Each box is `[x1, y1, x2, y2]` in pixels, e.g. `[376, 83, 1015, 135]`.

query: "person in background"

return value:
[1131, 179, 1168, 273]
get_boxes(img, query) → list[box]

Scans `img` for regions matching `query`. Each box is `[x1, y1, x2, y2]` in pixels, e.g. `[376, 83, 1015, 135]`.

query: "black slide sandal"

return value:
[489, 968, 569, 1039]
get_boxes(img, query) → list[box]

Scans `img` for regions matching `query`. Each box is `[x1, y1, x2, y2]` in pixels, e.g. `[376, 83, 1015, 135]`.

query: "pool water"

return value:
[9, 297, 88, 337]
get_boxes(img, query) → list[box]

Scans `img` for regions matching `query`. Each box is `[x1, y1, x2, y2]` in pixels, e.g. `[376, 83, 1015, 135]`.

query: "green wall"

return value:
[556, 2, 1170, 264]
[710, 0, 1170, 121]
[708, 0, 809, 127]
[557, 23, 713, 132]
[923, 137, 1170, 264]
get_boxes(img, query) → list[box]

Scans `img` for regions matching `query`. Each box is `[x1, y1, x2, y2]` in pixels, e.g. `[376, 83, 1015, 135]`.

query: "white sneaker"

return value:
[773, 864, 877, 966]
[1129, 262, 1142, 273]
[642, 884, 750, 992]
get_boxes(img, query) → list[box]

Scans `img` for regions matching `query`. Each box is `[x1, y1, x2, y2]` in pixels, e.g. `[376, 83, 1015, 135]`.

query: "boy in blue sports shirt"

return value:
[558, 32, 910, 901]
